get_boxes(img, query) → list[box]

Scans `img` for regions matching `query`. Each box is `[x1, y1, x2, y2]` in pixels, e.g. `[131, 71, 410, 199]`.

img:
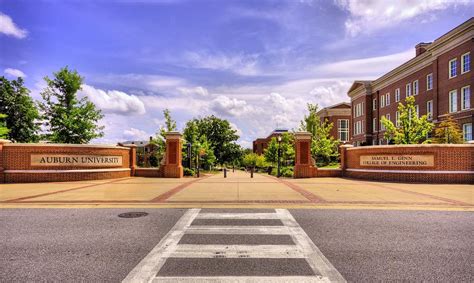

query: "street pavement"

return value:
[1, 208, 472, 282]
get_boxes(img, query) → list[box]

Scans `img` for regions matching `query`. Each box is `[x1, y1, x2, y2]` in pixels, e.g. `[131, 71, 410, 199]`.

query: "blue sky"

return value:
[1, 0, 473, 147]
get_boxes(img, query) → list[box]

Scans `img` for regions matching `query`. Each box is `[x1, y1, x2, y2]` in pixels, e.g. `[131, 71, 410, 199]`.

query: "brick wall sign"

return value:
[360, 155, 434, 167]
[31, 155, 123, 167]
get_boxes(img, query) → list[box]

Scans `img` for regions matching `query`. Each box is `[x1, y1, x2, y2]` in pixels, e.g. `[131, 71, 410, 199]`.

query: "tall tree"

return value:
[153, 108, 178, 159]
[0, 77, 40, 142]
[299, 103, 339, 166]
[39, 67, 104, 143]
[0, 114, 9, 138]
[183, 115, 241, 165]
[264, 133, 295, 166]
[381, 96, 434, 144]
[433, 115, 464, 144]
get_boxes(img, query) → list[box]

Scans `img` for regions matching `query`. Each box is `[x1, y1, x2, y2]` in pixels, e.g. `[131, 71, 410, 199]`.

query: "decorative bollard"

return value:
[224, 168, 227, 178]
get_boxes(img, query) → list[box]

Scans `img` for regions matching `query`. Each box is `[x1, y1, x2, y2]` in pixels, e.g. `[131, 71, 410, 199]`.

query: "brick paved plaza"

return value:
[1, 170, 472, 210]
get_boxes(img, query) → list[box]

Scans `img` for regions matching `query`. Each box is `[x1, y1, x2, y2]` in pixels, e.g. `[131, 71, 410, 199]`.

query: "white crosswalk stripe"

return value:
[123, 209, 346, 283]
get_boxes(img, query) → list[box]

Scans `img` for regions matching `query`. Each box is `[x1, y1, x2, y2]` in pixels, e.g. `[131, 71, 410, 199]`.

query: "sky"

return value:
[1, 0, 473, 148]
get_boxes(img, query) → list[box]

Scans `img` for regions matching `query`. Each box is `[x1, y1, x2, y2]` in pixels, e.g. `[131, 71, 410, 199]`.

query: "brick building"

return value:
[252, 129, 288, 155]
[316, 102, 351, 144]
[348, 18, 473, 146]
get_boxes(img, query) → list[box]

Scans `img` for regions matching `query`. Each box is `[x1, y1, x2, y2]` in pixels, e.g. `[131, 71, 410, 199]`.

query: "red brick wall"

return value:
[1, 143, 132, 183]
[342, 144, 474, 183]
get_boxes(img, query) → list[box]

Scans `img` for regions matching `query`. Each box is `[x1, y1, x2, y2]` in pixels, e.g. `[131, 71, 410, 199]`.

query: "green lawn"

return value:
[318, 163, 340, 169]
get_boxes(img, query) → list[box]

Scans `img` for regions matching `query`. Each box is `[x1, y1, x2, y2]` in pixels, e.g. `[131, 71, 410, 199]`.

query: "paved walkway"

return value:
[0, 170, 472, 210]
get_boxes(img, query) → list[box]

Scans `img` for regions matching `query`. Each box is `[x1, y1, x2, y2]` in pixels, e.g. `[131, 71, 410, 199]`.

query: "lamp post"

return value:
[277, 135, 282, 178]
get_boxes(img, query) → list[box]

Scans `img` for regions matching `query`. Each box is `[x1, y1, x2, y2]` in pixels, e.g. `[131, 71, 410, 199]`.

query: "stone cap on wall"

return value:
[294, 132, 312, 140]
[347, 144, 474, 151]
[165, 131, 182, 140]
[2, 143, 130, 150]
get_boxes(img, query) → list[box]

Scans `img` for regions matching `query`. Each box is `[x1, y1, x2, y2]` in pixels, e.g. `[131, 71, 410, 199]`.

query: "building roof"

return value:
[316, 102, 352, 117]
[348, 17, 473, 98]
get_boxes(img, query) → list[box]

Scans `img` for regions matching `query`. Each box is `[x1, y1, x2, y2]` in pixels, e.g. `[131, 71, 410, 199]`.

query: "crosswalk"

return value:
[123, 209, 345, 283]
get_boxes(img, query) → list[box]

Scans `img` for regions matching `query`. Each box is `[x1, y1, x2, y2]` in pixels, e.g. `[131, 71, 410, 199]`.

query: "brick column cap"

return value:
[0, 139, 11, 144]
[341, 144, 354, 148]
[294, 132, 312, 140]
[165, 132, 182, 140]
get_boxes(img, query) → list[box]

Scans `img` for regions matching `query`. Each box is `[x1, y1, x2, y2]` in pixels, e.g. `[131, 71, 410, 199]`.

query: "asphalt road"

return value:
[0, 208, 472, 282]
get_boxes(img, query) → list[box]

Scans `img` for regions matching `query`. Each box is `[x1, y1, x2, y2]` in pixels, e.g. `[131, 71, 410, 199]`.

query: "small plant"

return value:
[183, 168, 195, 176]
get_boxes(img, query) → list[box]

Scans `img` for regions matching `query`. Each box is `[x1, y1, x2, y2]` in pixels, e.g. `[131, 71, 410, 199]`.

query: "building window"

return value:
[463, 123, 472, 141]
[461, 86, 470, 110]
[395, 88, 400, 102]
[396, 111, 400, 127]
[338, 119, 349, 142]
[449, 90, 457, 113]
[373, 118, 377, 132]
[386, 114, 391, 122]
[427, 73, 433, 90]
[427, 100, 433, 120]
[449, 58, 457, 78]
[381, 95, 385, 108]
[406, 83, 411, 97]
[461, 52, 470, 74]
[386, 93, 390, 106]
[380, 115, 386, 131]
[361, 102, 365, 115]
[373, 98, 377, 110]
[414, 105, 419, 117]
[413, 80, 419, 95]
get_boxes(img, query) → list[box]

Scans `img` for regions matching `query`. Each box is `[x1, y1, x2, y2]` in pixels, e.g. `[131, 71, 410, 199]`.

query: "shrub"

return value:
[183, 168, 195, 176]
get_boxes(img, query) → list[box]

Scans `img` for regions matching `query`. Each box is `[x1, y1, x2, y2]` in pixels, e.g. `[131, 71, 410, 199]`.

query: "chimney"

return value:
[415, 42, 431, 56]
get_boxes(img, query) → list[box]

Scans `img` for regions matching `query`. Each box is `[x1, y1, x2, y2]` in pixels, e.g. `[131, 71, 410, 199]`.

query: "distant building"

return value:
[348, 18, 473, 146]
[252, 129, 289, 155]
[121, 138, 157, 154]
[316, 102, 352, 143]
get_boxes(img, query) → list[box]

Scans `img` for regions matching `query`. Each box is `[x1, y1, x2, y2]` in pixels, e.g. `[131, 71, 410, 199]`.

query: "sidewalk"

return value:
[0, 170, 472, 210]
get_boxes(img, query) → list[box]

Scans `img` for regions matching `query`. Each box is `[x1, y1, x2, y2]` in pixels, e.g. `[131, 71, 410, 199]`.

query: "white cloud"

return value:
[335, 0, 470, 36]
[79, 84, 146, 115]
[123, 127, 150, 141]
[314, 49, 414, 78]
[0, 12, 27, 38]
[4, 68, 26, 78]
[183, 51, 261, 76]
[177, 86, 209, 97]
[210, 95, 258, 117]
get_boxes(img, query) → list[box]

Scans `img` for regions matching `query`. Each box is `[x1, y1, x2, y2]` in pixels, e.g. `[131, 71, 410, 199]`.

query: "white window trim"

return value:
[381, 95, 385, 108]
[427, 100, 433, 120]
[413, 80, 419, 95]
[373, 98, 377, 110]
[463, 123, 472, 141]
[396, 111, 400, 127]
[449, 90, 458, 113]
[386, 93, 390, 106]
[461, 85, 470, 110]
[461, 52, 470, 74]
[414, 105, 419, 117]
[395, 88, 400, 102]
[426, 73, 433, 91]
[373, 118, 377, 132]
[338, 119, 349, 142]
[449, 58, 457, 79]
[406, 83, 411, 97]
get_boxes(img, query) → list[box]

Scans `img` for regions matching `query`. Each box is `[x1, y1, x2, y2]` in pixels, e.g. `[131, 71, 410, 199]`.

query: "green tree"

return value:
[0, 77, 40, 142]
[299, 104, 339, 166]
[183, 115, 241, 165]
[242, 153, 266, 169]
[39, 67, 104, 143]
[153, 108, 178, 159]
[433, 115, 464, 144]
[381, 96, 434, 144]
[264, 133, 295, 166]
[0, 114, 9, 138]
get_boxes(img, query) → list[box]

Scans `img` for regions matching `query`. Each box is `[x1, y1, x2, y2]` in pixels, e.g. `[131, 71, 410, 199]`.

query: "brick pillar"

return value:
[0, 139, 11, 183]
[129, 144, 137, 176]
[294, 132, 317, 178]
[340, 144, 353, 176]
[163, 132, 183, 178]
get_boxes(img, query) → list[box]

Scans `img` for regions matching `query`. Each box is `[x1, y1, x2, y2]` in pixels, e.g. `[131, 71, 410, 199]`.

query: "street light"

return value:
[277, 135, 282, 178]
